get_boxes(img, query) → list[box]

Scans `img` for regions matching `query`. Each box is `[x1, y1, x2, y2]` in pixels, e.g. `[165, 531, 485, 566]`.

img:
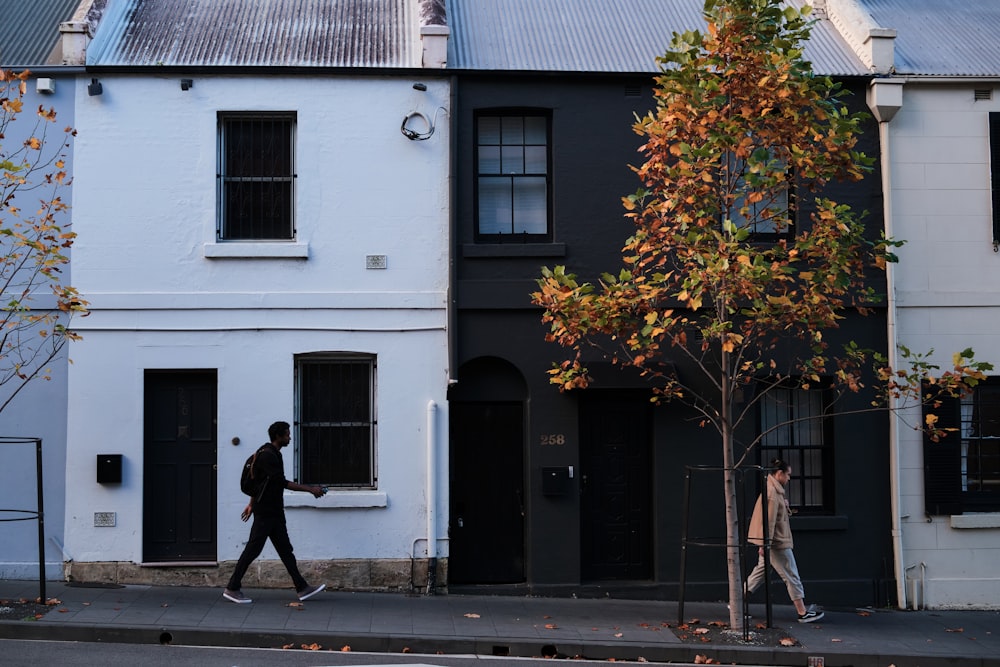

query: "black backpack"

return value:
[240, 445, 269, 497]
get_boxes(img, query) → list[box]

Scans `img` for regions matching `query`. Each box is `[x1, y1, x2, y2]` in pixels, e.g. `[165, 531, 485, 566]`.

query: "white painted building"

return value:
[832, 0, 1000, 609]
[60, 0, 452, 591]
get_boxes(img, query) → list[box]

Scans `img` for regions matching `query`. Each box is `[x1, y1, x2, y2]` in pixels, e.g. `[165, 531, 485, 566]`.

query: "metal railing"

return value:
[0, 436, 46, 601]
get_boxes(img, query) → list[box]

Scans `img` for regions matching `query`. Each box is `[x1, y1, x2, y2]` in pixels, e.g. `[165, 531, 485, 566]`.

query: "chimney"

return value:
[418, 0, 449, 68]
[824, 0, 896, 74]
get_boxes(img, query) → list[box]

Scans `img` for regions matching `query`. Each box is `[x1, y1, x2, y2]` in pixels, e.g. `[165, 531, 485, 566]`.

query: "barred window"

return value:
[295, 354, 376, 489]
[218, 112, 296, 240]
[758, 383, 834, 513]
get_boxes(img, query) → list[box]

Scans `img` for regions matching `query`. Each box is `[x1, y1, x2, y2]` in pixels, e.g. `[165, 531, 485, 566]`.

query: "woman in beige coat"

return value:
[746, 458, 824, 623]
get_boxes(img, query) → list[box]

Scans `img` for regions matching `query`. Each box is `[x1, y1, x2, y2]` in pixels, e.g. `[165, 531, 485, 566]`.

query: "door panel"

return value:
[580, 394, 652, 580]
[449, 402, 525, 584]
[143, 371, 217, 562]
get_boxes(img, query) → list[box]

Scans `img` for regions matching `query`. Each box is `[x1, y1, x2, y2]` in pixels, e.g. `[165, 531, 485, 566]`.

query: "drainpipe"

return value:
[867, 77, 906, 609]
[426, 400, 438, 594]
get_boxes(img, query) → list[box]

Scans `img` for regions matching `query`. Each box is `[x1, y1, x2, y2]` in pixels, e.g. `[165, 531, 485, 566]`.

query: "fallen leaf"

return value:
[857, 610, 871, 617]
[543, 614, 552, 619]
[699, 636, 711, 643]
[340, 645, 351, 652]
[614, 632, 623, 638]
[45, 598, 62, 606]
[779, 637, 797, 646]
[637, 658, 648, 663]
[694, 628, 710, 635]
[708, 620, 726, 627]
[287, 601, 303, 607]
[82, 602, 91, 606]
[58, 608, 69, 613]
[464, 612, 481, 618]
[831, 638, 842, 642]
[688, 618, 701, 624]
[401, 647, 411, 653]
[282, 643, 295, 649]
[161, 603, 169, 608]
[544, 623, 558, 629]
[301, 643, 321, 651]
[946, 628, 964, 633]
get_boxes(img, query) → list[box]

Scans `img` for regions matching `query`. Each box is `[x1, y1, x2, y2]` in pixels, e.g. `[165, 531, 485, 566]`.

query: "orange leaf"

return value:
[544, 623, 558, 629]
[464, 612, 481, 618]
[779, 637, 797, 646]
[340, 645, 351, 651]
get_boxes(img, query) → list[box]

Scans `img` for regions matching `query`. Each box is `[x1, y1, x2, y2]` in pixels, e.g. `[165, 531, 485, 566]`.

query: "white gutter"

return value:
[867, 77, 906, 609]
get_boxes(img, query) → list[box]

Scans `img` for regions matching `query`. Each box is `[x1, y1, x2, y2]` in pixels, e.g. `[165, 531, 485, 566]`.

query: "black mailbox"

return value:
[542, 466, 572, 496]
[97, 454, 123, 484]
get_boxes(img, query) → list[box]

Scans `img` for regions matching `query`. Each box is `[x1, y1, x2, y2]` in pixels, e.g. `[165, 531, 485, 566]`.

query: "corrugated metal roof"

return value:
[446, 0, 869, 76]
[856, 0, 1000, 77]
[87, 0, 417, 68]
[0, 0, 82, 68]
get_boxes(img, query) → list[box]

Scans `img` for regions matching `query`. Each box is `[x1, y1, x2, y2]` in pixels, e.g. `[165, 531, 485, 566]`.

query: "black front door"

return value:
[449, 401, 525, 584]
[143, 371, 217, 562]
[580, 394, 652, 580]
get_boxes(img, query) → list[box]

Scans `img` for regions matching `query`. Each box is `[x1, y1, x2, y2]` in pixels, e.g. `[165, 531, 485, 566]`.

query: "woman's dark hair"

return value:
[770, 458, 790, 474]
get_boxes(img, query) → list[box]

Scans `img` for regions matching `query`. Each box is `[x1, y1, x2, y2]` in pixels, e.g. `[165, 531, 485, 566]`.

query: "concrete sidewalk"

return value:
[1, 579, 998, 666]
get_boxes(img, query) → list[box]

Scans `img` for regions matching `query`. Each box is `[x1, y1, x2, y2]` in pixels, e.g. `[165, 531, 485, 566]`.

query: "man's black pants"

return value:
[227, 510, 308, 592]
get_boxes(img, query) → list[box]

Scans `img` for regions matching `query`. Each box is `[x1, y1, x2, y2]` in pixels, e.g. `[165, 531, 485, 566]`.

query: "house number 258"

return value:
[540, 434, 566, 445]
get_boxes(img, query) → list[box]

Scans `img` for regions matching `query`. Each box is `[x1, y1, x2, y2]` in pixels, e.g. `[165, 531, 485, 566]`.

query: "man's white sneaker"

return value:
[223, 589, 252, 604]
[297, 583, 326, 601]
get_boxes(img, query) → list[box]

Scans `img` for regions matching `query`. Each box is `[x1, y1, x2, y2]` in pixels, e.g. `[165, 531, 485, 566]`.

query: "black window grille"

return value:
[295, 355, 375, 488]
[218, 112, 296, 240]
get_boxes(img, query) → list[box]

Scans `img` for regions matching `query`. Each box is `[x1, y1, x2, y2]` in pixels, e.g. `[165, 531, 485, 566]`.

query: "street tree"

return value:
[1, 69, 87, 416]
[531, 0, 988, 630]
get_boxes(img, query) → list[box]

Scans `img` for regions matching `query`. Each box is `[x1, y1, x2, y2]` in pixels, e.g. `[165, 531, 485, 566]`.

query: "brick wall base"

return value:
[64, 558, 448, 593]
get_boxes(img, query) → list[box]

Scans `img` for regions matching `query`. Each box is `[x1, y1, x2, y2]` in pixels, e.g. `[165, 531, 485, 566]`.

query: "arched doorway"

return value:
[448, 357, 526, 584]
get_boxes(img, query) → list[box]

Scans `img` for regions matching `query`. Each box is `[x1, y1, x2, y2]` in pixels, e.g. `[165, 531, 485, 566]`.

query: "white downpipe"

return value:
[879, 117, 907, 611]
[426, 400, 438, 593]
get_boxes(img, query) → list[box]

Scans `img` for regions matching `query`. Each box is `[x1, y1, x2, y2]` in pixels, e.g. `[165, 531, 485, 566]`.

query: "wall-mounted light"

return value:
[180, 78, 193, 91]
[412, 82, 427, 91]
[87, 78, 103, 96]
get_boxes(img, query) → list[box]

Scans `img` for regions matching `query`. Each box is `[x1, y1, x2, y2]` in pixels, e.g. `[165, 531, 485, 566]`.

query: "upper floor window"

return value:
[217, 112, 296, 241]
[923, 378, 1000, 514]
[724, 149, 794, 239]
[475, 111, 551, 242]
[758, 382, 834, 513]
[295, 354, 376, 489]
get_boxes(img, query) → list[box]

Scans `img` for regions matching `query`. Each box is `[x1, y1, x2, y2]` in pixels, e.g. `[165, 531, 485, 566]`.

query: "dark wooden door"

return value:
[143, 371, 217, 562]
[580, 394, 652, 580]
[449, 402, 525, 584]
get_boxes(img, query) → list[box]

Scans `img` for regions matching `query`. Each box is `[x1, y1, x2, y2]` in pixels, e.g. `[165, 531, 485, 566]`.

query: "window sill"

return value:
[204, 242, 309, 259]
[462, 243, 566, 258]
[950, 513, 1000, 529]
[284, 490, 386, 509]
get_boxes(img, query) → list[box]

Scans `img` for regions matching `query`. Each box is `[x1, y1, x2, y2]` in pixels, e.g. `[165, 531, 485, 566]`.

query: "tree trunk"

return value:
[721, 350, 746, 631]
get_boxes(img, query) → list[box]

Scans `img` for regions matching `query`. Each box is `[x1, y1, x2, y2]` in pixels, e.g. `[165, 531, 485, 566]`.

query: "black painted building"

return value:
[445, 0, 894, 607]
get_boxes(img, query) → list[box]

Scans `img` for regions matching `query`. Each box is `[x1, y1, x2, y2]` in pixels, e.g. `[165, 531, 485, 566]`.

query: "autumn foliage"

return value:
[1, 69, 87, 415]
[531, 0, 987, 630]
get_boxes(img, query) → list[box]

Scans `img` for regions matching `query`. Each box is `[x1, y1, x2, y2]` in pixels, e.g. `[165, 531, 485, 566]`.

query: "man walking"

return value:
[746, 458, 824, 623]
[223, 420, 327, 604]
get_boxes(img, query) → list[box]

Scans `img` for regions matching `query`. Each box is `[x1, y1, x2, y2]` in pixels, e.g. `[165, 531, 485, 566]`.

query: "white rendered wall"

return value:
[0, 75, 75, 580]
[889, 84, 1000, 609]
[64, 74, 450, 570]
